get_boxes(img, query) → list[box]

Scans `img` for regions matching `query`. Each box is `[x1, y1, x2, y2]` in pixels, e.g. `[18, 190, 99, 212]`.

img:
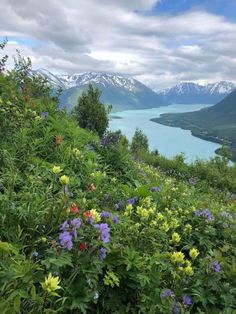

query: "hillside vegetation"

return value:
[153, 89, 236, 161]
[0, 53, 236, 313]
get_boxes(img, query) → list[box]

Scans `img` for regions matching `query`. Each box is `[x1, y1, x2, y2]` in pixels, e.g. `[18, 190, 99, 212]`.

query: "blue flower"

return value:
[112, 216, 119, 224]
[210, 261, 220, 272]
[172, 301, 180, 314]
[183, 294, 192, 306]
[127, 196, 138, 205]
[32, 251, 39, 257]
[60, 221, 69, 231]
[98, 247, 107, 260]
[94, 223, 110, 243]
[59, 231, 73, 250]
[100, 211, 110, 219]
[149, 186, 161, 192]
[160, 289, 175, 298]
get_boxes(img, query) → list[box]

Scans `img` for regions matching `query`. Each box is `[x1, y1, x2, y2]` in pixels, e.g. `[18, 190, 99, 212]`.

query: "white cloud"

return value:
[0, 0, 236, 89]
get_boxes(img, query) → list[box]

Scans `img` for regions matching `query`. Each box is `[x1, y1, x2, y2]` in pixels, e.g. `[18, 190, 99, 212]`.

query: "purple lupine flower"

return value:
[194, 210, 201, 217]
[183, 294, 192, 306]
[41, 111, 48, 119]
[172, 301, 180, 314]
[100, 211, 110, 219]
[127, 196, 138, 206]
[149, 186, 161, 192]
[202, 208, 214, 222]
[59, 231, 73, 250]
[60, 221, 69, 231]
[160, 289, 175, 298]
[112, 216, 119, 224]
[98, 247, 107, 260]
[94, 223, 110, 243]
[71, 218, 81, 239]
[210, 261, 220, 272]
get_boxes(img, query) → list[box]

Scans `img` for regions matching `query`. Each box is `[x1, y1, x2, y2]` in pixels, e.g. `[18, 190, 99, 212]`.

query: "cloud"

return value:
[0, 0, 236, 89]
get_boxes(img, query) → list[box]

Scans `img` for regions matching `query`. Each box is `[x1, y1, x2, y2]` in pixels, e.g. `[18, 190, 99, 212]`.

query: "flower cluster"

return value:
[59, 218, 81, 250]
[194, 208, 214, 222]
[94, 223, 110, 243]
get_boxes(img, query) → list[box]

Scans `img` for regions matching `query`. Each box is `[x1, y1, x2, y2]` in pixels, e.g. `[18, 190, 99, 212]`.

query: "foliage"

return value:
[131, 128, 149, 154]
[0, 48, 236, 313]
[73, 83, 109, 137]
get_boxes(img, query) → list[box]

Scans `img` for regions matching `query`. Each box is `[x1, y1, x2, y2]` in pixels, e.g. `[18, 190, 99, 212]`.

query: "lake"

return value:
[109, 104, 221, 163]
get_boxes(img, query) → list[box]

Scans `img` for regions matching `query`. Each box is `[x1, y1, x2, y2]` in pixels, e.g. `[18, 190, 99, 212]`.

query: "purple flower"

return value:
[149, 186, 161, 192]
[127, 196, 138, 206]
[59, 231, 73, 250]
[100, 211, 110, 219]
[210, 261, 220, 272]
[112, 216, 119, 224]
[60, 221, 69, 231]
[194, 208, 214, 221]
[183, 294, 192, 306]
[94, 223, 110, 243]
[71, 218, 81, 239]
[172, 301, 180, 314]
[98, 247, 107, 260]
[41, 111, 48, 119]
[160, 289, 175, 299]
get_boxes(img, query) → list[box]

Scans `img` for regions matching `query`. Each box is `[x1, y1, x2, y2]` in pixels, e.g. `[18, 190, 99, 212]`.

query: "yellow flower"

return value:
[59, 175, 69, 185]
[52, 165, 62, 174]
[171, 232, 181, 243]
[189, 248, 199, 260]
[41, 237, 47, 243]
[184, 224, 192, 233]
[72, 148, 81, 158]
[184, 265, 194, 276]
[160, 222, 169, 232]
[90, 209, 101, 223]
[156, 213, 164, 221]
[41, 273, 61, 294]
[171, 251, 185, 264]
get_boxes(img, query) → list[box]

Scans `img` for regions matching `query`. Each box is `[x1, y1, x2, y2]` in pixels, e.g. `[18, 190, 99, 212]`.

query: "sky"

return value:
[0, 0, 236, 90]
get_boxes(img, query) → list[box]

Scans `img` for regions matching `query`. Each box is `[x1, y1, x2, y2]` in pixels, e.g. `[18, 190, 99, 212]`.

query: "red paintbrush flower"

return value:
[79, 242, 87, 251]
[70, 203, 79, 214]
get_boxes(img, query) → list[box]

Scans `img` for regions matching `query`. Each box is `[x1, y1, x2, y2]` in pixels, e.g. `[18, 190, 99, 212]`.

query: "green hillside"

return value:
[59, 83, 168, 112]
[153, 89, 236, 161]
[0, 60, 236, 313]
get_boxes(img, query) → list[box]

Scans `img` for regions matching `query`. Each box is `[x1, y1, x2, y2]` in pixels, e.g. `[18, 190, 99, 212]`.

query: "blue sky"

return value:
[0, 0, 236, 89]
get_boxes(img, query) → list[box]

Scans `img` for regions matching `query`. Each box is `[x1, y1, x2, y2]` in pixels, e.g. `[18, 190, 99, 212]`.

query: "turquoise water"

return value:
[109, 104, 221, 163]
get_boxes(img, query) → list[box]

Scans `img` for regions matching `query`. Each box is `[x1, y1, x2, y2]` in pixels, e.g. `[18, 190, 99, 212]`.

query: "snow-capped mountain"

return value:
[157, 81, 236, 104]
[32, 69, 168, 111]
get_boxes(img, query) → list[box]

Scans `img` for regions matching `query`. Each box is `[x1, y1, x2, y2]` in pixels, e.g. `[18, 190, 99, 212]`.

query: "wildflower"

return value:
[100, 211, 110, 219]
[172, 301, 180, 314]
[91, 209, 101, 223]
[194, 208, 214, 222]
[115, 201, 124, 210]
[112, 216, 119, 224]
[88, 183, 96, 191]
[32, 251, 39, 257]
[189, 248, 199, 260]
[59, 231, 73, 250]
[83, 210, 93, 219]
[71, 218, 81, 239]
[41, 273, 61, 294]
[149, 186, 161, 192]
[210, 261, 220, 272]
[127, 196, 138, 206]
[41, 237, 47, 243]
[55, 135, 64, 147]
[184, 224, 192, 233]
[52, 165, 62, 174]
[171, 232, 181, 243]
[72, 148, 81, 157]
[70, 203, 78, 214]
[60, 221, 69, 231]
[94, 223, 110, 243]
[41, 111, 48, 119]
[59, 175, 69, 185]
[99, 247, 107, 260]
[171, 252, 185, 264]
[183, 294, 192, 306]
[160, 289, 175, 298]
[184, 265, 194, 276]
[79, 242, 87, 251]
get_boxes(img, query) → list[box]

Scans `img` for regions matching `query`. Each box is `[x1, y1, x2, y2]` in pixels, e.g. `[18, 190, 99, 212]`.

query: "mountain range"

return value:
[152, 88, 236, 161]
[33, 69, 168, 111]
[157, 81, 236, 104]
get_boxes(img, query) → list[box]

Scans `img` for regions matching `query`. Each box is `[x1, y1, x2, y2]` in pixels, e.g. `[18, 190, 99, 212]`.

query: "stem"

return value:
[41, 292, 48, 314]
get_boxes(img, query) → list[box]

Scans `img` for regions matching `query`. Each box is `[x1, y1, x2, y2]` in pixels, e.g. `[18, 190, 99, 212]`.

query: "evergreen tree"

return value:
[131, 128, 149, 153]
[73, 84, 108, 137]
